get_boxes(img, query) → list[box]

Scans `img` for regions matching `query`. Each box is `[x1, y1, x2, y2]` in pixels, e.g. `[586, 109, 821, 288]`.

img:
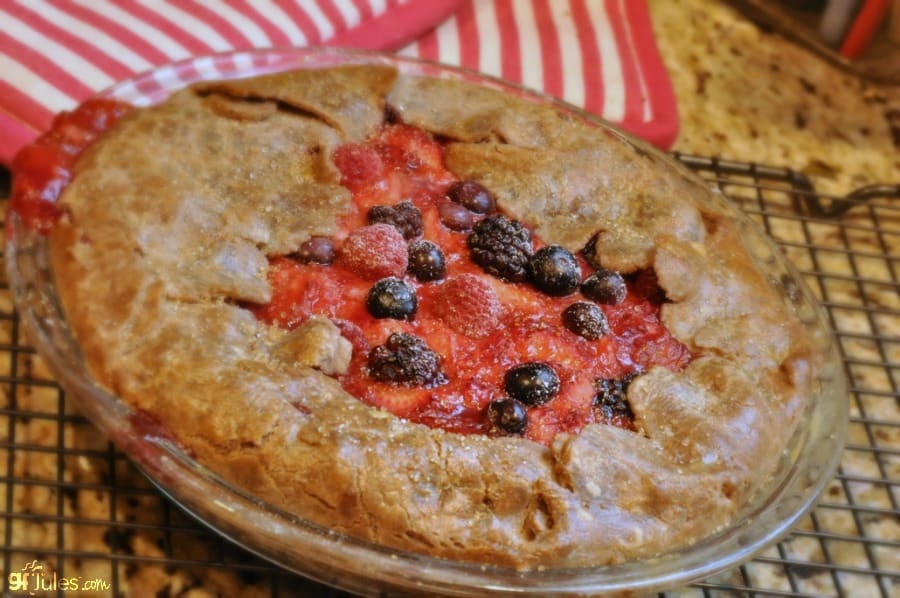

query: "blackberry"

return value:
[581, 269, 627, 305]
[594, 373, 638, 420]
[562, 301, 610, 340]
[407, 240, 446, 282]
[467, 215, 533, 282]
[529, 245, 581, 296]
[366, 277, 417, 319]
[368, 333, 446, 387]
[504, 362, 560, 406]
[447, 180, 496, 214]
[367, 200, 423, 240]
[487, 398, 528, 434]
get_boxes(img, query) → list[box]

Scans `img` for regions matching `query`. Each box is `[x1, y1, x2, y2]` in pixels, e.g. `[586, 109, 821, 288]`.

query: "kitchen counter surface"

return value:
[1, 2, 897, 596]
[652, 0, 899, 196]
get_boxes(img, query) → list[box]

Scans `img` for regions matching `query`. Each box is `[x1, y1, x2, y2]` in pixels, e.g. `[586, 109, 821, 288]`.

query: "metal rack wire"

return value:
[0, 156, 897, 597]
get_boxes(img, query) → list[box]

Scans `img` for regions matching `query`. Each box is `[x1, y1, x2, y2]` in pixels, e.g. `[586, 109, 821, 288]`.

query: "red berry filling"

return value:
[254, 122, 693, 445]
[8, 99, 132, 236]
[433, 274, 501, 339]
[332, 143, 384, 192]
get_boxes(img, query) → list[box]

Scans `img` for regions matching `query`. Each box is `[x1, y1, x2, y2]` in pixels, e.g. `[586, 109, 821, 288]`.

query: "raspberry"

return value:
[367, 200, 423, 240]
[332, 143, 384, 192]
[467, 215, 532, 282]
[368, 333, 446, 388]
[338, 224, 408, 280]
[433, 274, 501, 338]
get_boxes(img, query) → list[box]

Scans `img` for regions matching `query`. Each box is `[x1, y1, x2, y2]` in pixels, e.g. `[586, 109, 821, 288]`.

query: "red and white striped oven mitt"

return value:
[0, 0, 677, 166]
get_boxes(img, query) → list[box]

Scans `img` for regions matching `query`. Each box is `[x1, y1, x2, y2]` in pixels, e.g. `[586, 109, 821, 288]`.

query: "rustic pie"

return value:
[11, 62, 820, 571]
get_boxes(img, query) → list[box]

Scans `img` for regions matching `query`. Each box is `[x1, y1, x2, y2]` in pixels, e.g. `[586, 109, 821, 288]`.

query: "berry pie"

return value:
[12, 64, 817, 569]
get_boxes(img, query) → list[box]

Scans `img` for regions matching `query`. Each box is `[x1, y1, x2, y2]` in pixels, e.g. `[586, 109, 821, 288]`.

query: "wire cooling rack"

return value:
[0, 156, 897, 597]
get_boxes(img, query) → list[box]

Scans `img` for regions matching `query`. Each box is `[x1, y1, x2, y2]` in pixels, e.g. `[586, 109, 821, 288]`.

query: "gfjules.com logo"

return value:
[7, 560, 111, 595]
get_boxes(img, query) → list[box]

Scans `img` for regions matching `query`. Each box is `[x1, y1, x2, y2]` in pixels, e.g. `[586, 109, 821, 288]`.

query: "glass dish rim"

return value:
[5, 47, 849, 596]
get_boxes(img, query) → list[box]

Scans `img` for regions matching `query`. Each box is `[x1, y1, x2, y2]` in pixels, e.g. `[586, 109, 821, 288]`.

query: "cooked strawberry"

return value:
[332, 143, 385, 192]
[250, 257, 345, 329]
[356, 384, 432, 418]
[331, 318, 371, 357]
[375, 123, 447, 179]
[432, 274, 501, 339]
[415, 384, 495, 434]
[337, 224, 408, 280]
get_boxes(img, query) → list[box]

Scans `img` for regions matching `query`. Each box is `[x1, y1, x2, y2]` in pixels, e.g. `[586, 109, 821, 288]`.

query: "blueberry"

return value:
[366, 277, 417, 319]
[487, 398, 528, 434]
[447, 180, 496, 214]
[437, 200, 475, 231]
[529, 245, 581, 296]
[504, 363, 560, 406]
[562, 301, 610, 340]
[581, 269, 627, 305]
[291, 236, 335, 265]
[407, 240, 446, 282]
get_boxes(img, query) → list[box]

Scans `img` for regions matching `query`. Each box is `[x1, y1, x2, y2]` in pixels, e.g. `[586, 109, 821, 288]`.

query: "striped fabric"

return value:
[0, 0, 676, 165]
[401, 0, 676, 146]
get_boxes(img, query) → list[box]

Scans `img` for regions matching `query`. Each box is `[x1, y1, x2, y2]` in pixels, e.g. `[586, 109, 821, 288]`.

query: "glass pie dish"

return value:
[5, 48, 848, 596]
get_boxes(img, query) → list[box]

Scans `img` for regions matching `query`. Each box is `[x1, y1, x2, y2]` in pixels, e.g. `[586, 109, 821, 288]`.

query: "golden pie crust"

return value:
[47, 65, 817, 569]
